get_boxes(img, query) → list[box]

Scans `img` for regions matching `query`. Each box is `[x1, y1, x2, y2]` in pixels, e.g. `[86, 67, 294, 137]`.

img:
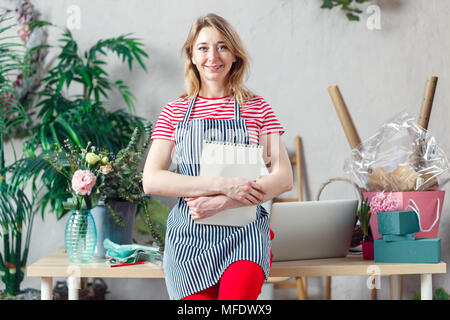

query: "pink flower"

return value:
[18, 24, 31, 42]
[13, 78, 23, 88]
[369, 192, 400, 216]
[71, 170, 97, 196]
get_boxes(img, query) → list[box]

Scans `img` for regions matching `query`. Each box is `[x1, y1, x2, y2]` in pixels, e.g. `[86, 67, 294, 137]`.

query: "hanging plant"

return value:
[321, 0, 373, 21]
[1, 0, 50, 140]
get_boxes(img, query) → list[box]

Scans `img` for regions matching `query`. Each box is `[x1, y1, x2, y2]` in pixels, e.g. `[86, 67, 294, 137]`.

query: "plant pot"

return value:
[362, 240, 374, 260]
[65, 210, 97, 263]
[91, 200, 137, 258]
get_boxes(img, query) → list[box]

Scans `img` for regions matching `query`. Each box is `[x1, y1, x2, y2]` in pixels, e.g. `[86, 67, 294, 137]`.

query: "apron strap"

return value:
[182, 94, 197, 123]
[234, 99, 242, 121]
[182, 94, 242, 123]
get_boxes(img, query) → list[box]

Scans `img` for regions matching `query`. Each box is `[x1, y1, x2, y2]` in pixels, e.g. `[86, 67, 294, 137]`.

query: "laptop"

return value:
[269, 199, 358, 262]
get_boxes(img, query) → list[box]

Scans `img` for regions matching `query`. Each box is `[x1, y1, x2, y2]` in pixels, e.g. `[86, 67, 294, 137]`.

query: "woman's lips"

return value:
[205, 65, 223, 72]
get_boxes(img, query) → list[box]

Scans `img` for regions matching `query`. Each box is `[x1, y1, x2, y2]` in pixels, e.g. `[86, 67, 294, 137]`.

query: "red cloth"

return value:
[182, 229, 274, 300]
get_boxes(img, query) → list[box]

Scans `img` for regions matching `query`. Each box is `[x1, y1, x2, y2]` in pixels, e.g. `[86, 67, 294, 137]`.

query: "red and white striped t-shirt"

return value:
[151, 95, 285, 145]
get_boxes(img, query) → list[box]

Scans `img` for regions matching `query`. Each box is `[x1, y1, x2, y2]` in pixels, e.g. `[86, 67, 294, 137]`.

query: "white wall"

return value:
[2, 0, 450, 299]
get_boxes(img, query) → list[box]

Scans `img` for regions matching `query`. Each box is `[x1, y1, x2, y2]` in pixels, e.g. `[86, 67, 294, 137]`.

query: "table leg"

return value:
[325, 276, 332, 300]
[41, 277, 53, 300]
[420, 274, 433, 300]
[68, 276, 80, 300]
[390, 275, 402, 300]
[295, 277, 307, 300]
[371, 287, 377, 300]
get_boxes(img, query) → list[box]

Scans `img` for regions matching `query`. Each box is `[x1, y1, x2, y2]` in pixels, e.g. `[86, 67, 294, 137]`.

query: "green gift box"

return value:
[382, 233, 415, 242]
[374, 238, 441, 263]
[377, 211, 419, 235]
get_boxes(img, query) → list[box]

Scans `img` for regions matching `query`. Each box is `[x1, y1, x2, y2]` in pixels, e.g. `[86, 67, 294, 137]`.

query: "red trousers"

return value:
[182, 229, 274, 300]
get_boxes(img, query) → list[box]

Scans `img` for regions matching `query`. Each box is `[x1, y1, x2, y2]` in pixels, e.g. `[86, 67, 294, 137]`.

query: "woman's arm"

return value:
[142, 139, 266, 203]
[143, 139, 223, 197]
[255, 132, 294, 202]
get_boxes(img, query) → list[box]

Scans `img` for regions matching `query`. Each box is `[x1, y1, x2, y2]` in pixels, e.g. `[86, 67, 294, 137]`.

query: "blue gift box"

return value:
[377, 211, 419, 235]
[374, 238, 441, 263]
[382, 233, 415, 242]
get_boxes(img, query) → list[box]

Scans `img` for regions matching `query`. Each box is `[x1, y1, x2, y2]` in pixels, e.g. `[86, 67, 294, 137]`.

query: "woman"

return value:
[143, 13, 293, 300]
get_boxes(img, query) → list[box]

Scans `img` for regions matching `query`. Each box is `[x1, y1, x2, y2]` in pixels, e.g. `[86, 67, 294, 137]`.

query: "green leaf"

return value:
[433, 288, 450, 300]
[27, 20, 53, 31]
[346, 12, 360, 21]
[321, 0, 334, 9]
[56, 118, 82, 147]
[78, 66, 92, 88]
[56, 72, 66, 94]
[40, 126, 51, 151]
[49, 123, 61, 149]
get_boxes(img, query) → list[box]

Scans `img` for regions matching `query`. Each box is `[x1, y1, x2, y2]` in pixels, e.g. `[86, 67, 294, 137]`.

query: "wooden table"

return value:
[27, 247, 446, 300]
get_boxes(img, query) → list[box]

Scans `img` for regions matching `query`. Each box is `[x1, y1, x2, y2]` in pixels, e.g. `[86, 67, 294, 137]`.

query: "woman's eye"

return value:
[218, 45, 228, 51]
[198, 46, 208, 51]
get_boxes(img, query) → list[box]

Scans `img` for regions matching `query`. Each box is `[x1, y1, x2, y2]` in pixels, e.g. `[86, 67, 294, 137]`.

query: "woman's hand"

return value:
[222, 177, 267, 205]
[186, 195, 230, 221]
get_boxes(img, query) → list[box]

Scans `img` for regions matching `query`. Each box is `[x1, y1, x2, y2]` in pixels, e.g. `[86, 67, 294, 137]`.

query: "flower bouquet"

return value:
[96, 123, 152, 226]
[44, 140, 113, 210]
[90, 123, 158, 256]
[44, 140, 113, 262]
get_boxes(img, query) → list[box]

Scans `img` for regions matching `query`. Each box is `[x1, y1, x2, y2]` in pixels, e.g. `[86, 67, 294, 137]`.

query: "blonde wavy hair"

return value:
[180, 13, 256, 105]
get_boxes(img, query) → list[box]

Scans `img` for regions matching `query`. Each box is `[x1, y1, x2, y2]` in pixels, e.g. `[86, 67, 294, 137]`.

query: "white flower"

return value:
[99, 164, 113, 175]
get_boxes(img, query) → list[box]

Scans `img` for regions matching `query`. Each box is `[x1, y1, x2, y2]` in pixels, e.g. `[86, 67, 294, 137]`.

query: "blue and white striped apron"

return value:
[163, 95, 271, 300]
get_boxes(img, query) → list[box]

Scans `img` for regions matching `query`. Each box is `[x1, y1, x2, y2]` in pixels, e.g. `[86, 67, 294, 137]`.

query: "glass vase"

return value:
[65, 209, 97, 263]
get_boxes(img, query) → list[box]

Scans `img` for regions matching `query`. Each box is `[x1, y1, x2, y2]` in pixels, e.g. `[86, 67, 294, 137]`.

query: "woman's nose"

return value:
[207, 47, 219, 61]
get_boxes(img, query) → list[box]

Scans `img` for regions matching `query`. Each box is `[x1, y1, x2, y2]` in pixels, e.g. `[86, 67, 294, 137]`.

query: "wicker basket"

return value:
[315, 177, 364, 248]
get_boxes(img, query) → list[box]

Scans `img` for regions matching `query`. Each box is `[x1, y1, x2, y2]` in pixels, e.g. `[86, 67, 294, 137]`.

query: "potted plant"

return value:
[0, 5, 41, 297]
[1, 5, 149, 297]
[357, 197, 374, 260]
[6, 24, 149, 223]
[43, 122, 167, 258]
[91, 122, 154, 257]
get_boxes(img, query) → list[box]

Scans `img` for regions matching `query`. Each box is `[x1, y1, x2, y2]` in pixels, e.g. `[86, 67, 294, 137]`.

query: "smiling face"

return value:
[191, 27, 236, 90]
